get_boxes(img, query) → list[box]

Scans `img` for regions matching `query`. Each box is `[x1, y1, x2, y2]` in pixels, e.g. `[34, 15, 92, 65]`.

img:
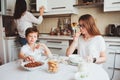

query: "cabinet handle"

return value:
[108, 67, 120, 71]
[109, 45, 120, 47]
[48, 47, 62, 50]
[109, 52, 120, 54]
[52, 7, 66, 10]
[112, 2, 120, 4]
[47, 41, 62, 43]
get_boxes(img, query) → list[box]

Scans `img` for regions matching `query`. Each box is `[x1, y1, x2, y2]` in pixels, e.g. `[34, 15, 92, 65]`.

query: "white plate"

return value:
[68, 55, 83, 65]
[21, 61, 44, 71]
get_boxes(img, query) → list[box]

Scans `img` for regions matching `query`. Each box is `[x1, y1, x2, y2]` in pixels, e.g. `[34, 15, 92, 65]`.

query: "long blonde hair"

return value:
[78, 14, 101, 36]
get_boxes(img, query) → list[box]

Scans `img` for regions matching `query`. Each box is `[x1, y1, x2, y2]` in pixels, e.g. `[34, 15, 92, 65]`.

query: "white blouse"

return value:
[77, 35, 106, 58]
[15, 11, 43, 38]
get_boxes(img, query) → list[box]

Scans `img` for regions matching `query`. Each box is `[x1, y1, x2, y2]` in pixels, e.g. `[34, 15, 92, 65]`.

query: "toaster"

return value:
[116, 25, 120, 37]
[106, 24, 117, 36]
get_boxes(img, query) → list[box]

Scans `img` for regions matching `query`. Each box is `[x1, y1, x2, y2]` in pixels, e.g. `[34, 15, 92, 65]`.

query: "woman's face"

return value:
[79, 20, 88, 35]
[26, 32, 38, 44]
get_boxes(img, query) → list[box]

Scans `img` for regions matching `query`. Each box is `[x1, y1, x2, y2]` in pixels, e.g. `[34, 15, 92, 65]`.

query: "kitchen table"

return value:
[0, 58, 109, 80]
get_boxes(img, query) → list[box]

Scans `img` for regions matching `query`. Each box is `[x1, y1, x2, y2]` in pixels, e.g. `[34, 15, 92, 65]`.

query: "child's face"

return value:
[26, 32, 38, 44]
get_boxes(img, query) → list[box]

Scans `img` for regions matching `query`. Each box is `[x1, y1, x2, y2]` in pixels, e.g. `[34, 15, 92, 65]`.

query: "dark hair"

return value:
[78, 14, 101, 36]
[14, 0, 27, 19]
[25, 27, 39, 37]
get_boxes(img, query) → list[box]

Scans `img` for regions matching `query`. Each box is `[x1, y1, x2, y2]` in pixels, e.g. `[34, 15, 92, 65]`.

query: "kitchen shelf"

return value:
[73, 2, 103, 8]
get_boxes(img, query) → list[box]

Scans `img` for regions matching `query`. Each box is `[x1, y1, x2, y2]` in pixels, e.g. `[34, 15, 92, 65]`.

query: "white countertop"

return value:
[104, 36, 120, 42]
[39, 35, 73, 40]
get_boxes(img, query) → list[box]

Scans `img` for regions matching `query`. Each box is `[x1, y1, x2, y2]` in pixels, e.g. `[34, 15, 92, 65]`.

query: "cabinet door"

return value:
[5, 39, 20, 62]
[6, 0, 16, 15]
[47, 0, 76, 12]
[36, 0, 48, 12]
[104, 0, 120, 11]
[103, 47, 115, 79]
[113, 70, 120, 80]
[103, 42, 120, 80]
[39, 39, 69, 56]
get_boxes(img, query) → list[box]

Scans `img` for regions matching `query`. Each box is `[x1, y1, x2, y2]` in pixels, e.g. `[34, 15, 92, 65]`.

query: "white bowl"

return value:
[21, 61, 44, 71]
[69, 55, 83, 64]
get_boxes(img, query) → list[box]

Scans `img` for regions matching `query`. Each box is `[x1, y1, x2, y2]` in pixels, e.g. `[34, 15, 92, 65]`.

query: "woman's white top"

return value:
[77, 35, 106, 58]
[20, 44, 45, 61]
[15, 11, 43, 38]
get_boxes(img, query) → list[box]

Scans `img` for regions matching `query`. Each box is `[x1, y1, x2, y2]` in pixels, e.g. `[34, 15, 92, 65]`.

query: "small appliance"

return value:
[106, 24, 117, 36]
[116, 25, 120, 37]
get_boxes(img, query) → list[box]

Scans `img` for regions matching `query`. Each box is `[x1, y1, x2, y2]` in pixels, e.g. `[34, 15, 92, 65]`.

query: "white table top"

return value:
[0, 59, 110, 80]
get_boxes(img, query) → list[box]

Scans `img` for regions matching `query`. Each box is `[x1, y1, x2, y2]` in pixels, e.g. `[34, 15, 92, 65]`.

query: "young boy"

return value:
[19, 27, 52, 62]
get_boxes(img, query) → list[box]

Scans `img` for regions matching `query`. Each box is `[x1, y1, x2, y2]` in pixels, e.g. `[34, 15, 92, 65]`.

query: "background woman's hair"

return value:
[14, 0, 27, 19]
[78, 14, 101, 36]
[25, 27, 39, 37]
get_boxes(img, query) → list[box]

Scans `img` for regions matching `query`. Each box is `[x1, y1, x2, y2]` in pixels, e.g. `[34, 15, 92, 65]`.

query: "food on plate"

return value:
[48, 60, 58, 73]
[24, 61, 43, 68]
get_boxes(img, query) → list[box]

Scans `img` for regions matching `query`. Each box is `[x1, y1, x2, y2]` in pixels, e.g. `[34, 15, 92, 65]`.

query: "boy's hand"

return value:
[25, 56, 35, 62]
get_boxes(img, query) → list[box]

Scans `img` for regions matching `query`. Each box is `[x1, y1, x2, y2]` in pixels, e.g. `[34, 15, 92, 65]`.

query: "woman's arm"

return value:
[28, 12, 43, 24]
[66, 41, 77, 56]
[66, 32, 81, 56]
[95, 51, 106, 64]
[27, 6, 45, 24]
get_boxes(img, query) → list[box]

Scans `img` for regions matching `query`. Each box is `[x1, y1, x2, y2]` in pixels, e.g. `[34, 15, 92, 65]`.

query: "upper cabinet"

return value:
[104, 0, 120, 12]
[6, 0, 16, 15]
[6, 0, 29, 16]
[73, 0, 103, 8]
[30, 0, 78, 16]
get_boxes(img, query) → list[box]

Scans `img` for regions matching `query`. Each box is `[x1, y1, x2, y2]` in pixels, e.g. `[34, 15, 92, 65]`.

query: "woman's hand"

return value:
[73, 32, 81, 42]
[39, 6, 45, 16]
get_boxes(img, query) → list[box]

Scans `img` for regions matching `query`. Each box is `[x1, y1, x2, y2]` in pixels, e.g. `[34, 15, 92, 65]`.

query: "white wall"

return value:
[38, 7, 120, 35]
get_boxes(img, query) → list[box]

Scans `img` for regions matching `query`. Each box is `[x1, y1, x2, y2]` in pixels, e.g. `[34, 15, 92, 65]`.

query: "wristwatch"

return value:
[93, 58, 96, 63]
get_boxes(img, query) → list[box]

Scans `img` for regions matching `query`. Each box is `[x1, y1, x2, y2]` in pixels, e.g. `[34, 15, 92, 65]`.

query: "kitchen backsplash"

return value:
[38, 7, 120, 35]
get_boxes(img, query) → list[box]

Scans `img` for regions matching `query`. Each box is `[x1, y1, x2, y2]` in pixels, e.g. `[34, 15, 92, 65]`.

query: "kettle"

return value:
[106, 24, 117, 36]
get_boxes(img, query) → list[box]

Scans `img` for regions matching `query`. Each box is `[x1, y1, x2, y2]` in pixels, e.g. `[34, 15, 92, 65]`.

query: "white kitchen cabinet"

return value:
[4, 37, 20, 63]
[103, 41, 120, 80]
[6, 0, 29, 15]
[39, 39, 69, 56]
[33, 0, 78, 16]
[6, 0, 16, 15]
[104, 0, 120, 12]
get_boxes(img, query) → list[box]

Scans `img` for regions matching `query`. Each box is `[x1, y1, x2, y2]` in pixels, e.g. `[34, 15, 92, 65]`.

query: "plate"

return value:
[68, 55, 83, 65]
[21, 61, 44, 71]
[75, 72, 89, 80]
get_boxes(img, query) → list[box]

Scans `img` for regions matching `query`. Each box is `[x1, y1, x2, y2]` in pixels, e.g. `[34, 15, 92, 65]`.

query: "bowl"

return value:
[69, 55, 83, 64]
[21, 61, 44, 71]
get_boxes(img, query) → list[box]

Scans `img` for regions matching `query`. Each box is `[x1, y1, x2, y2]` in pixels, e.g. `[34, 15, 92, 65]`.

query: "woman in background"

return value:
[14, 0, 44, 46]
[19, 27, 52, 62]
[66, 14, 106, 65]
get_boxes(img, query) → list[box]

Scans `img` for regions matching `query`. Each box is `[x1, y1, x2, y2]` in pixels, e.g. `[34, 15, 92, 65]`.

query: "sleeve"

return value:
[27, 12, 43, 24]
[99, 37, 106, 52]
[20, 46, 26, 53]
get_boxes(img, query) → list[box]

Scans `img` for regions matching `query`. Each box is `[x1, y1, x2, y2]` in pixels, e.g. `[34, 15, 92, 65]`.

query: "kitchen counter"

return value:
[3, 35, 120, 42]
[4, 36, 16, 40]
[103, 36, 120, 42]
[39, 35, 73, 40]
